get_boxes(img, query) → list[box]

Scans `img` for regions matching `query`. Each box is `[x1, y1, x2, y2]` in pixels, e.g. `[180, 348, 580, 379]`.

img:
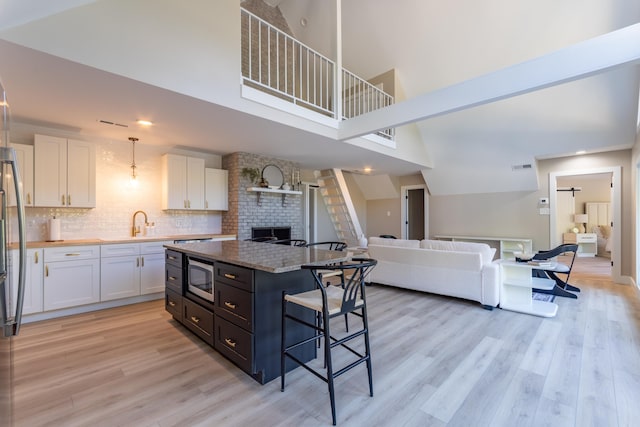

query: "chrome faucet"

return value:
[132, 210, 149, 237]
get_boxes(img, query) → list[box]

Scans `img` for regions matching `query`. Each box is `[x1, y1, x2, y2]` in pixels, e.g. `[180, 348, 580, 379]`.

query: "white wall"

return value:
[429, 150, 633, 276]
[632, 131, 639, 285]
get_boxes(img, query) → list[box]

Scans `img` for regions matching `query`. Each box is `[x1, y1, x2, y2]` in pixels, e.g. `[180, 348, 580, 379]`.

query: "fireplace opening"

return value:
[251, 226, 291, 241]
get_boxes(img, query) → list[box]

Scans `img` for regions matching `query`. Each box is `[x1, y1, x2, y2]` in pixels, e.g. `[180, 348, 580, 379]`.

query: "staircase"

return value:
[316, 169, 363, 246]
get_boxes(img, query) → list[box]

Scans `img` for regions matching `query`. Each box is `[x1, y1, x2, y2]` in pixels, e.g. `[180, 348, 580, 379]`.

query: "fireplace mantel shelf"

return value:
[247, 187, 302, 206]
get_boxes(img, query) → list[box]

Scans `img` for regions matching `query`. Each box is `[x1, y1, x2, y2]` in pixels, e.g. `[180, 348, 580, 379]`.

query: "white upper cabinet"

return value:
[186, 157, 205, 210]
[205, 168, 228, 211]
[34, 134, 96, 208]
[161, 154, 205, 210]
[8, 143, 34, 207]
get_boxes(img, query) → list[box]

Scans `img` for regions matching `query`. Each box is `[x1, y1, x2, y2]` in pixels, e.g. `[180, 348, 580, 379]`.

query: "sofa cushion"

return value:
[420, 239, 496, 265]
[368, 236, 420, 248]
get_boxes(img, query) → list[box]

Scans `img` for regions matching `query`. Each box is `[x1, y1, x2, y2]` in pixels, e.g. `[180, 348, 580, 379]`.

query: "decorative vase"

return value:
[282, 182, 291, 191]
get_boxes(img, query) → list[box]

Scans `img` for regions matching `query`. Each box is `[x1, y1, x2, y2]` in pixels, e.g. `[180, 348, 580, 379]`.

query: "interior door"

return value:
[406, 188, 425, 240]
[556, 189, 576, 241]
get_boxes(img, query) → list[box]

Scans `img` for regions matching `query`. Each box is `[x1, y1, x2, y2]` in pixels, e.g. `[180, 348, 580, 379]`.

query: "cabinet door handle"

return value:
[45, 265, 49, 277]
[190, 316, 200, 324]
[68, 194, 71, 206]
[224, 273, 236, 280]
[61, 195, 65, 205]
[205, 201, 208, 209]
[34, 252, 38, 264]
[136, 257, 140, 267]
[141, 257, 144, 267]
[184, 200, 188, 208]
[224, 301, 237, 310]
[27, 193, 31, 205]
[168, 301, 176, 307]
[224, 338, 237, 348]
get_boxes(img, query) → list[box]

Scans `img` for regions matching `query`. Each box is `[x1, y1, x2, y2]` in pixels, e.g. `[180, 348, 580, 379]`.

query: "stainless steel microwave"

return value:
[186, 257, 214, 302]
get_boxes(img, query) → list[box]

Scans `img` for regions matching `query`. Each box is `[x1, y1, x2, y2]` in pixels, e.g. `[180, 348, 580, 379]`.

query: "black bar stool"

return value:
[281, 258, 377, 425]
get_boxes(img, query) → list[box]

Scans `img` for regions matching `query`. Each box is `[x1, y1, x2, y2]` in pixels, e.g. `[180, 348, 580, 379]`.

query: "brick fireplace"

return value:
[221, 152, 302, 240]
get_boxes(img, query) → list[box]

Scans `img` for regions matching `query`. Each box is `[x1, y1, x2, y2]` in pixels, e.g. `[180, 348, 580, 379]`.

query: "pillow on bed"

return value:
[599, 225, 611, 239]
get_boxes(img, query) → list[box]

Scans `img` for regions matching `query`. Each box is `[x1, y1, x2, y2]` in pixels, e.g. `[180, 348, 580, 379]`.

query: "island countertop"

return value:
[164, 240, 349, 273]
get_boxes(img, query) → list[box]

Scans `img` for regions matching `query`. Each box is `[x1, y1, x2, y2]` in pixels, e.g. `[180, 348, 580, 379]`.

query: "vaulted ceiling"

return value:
[0, 0, 638, 195]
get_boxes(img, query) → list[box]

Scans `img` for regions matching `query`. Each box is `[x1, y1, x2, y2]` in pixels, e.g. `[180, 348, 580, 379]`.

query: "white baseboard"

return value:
[21, 293, 164, 324]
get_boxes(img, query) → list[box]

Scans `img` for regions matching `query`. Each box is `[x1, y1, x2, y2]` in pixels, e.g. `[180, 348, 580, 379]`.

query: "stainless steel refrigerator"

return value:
[0, 79, 27, 426]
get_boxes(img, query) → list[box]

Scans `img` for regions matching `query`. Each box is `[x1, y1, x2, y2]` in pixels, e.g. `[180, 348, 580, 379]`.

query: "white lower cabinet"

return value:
[10, 248, 44, 315]
[140, 251, 166, 294]
[101, 241, 170, 301]
[101, 251, 141, 301]
[19, 240, 171, 317]
[44, 245, 100, 311]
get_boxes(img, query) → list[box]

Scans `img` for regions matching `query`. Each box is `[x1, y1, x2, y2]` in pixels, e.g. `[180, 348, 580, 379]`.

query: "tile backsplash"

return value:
[11, 136, 223, 243]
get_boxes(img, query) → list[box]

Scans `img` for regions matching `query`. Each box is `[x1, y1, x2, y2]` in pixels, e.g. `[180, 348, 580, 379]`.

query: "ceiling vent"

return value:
[511, 163, 532, 171]
[98, 119, 128, 128]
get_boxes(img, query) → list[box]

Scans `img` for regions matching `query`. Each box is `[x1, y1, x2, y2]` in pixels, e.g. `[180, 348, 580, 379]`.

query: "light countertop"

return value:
[9, 234, 236, 249]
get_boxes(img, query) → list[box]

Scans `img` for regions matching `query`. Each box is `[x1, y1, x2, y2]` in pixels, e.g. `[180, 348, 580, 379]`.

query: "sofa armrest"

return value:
[481, 262, 500, 307]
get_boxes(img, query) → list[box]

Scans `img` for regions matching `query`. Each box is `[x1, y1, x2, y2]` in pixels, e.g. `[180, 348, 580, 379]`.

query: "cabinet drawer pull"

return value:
[190, 316, 200, 324]
[224, 301, 237, 310]
[168, 301, 176, 307]
[168, 276, 177, 281]
[224, 338, 237, 348]
[65, 253, 81, 257]
[224, 273, 236, 280]
[168, 255, 177, 260]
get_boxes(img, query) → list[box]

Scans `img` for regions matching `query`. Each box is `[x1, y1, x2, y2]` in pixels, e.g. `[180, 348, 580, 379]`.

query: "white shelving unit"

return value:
[435, 235, 533, 260]
[500, 260, 558, 318]
[247, 187, 302, 206]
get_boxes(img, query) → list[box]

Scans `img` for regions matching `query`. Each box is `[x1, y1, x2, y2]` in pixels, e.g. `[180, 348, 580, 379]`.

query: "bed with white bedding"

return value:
[592, 225, 612, 258]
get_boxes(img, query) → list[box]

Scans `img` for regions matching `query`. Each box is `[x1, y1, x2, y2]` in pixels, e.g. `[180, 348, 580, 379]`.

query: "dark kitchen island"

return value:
[163, 240, 349, 384]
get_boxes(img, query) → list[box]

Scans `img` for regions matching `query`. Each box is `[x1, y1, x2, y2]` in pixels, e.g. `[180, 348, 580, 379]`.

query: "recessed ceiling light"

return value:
[576, 150, 586, 155]
[137, 119, 153, 126]
[363, 167, 372, 173]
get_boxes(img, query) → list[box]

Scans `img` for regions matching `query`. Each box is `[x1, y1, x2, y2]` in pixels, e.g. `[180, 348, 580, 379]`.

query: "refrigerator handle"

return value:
[5, 151, 26, 336]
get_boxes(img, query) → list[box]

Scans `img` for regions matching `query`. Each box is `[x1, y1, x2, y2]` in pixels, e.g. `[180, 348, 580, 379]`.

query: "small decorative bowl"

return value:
[514, 252, 534, 262]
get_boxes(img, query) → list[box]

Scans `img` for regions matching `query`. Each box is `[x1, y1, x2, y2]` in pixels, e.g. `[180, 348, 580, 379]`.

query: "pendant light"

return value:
[129, 137, 139, 184]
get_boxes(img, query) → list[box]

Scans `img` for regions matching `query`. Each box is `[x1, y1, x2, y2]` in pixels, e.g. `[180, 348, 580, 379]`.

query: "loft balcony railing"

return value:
[241, 8, 394, 140]
[342, 69, 395, 140]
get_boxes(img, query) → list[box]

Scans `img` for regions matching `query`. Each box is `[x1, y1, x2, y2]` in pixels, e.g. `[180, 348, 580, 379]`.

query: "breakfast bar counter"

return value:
[163, 240, 349, 384]
[163, 239, 349, 273]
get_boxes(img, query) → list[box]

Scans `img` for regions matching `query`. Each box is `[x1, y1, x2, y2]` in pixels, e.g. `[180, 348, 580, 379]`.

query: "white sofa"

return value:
[366, 237, 500, 309]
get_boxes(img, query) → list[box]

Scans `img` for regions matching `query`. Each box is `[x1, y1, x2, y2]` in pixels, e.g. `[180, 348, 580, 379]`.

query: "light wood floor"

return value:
[12, 256, 640, 426]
